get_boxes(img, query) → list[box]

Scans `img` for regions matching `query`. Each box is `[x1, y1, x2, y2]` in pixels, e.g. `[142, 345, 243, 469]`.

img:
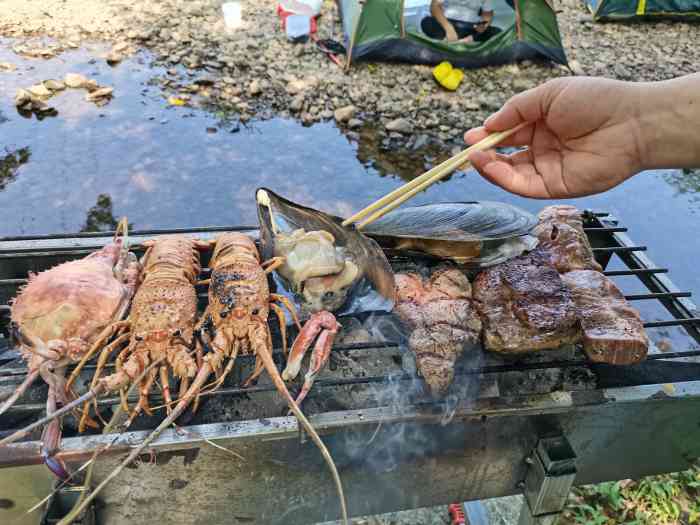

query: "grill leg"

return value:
[518, 435, 577, 525]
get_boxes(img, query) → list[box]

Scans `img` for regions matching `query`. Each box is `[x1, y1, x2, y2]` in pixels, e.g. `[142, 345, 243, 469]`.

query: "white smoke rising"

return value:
[334, 311, 482, 473]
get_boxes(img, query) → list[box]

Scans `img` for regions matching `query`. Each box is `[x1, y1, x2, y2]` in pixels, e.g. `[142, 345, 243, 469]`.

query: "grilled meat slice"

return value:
[534, 205, 602, 273]
[394, 268, 482, 397]
[473, 249, 581, 353]
[562, 270, 648, 365]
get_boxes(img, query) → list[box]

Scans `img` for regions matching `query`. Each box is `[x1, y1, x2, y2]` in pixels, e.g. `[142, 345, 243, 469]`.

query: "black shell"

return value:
[362, 202, 537, 242]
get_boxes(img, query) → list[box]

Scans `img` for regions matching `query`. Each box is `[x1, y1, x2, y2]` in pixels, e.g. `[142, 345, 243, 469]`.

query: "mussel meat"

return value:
[256, 188, 395, 318]
[362, 201, 539, 267]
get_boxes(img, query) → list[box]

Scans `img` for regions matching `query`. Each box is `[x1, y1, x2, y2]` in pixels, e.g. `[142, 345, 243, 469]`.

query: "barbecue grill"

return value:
[0, 212, 699, 525]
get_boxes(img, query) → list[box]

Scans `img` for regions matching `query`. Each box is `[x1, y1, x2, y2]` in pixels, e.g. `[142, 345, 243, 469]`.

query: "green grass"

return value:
[562, 466, 700, 525]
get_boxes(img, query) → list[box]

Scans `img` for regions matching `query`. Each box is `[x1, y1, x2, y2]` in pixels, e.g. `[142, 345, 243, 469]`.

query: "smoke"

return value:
[334, 311, 483, 474]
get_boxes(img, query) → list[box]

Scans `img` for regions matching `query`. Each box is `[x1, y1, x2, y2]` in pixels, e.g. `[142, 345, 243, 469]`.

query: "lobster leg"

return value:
[79, 336, 132, 432]
[66, 320, 130, 393]
[115, 345, 134, 415]
[270, 294, 302, 331]
[242, 354, 265, 388]
[131, 366, 158, 419]
[90, 332, 131, 426]
[269, 303, 288, 357]
[160, 365, 173, 415]
[262, 256, 286, 274]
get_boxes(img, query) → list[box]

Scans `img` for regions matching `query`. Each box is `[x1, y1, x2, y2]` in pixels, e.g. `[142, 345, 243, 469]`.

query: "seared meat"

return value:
[394, 268, 482, 397]
[562, 270, 648, 365]
[534, 205, 602, 273]
[473, 249, 581, 353]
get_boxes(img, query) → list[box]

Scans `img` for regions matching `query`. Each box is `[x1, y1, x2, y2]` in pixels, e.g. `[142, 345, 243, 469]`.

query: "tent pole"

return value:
[400, 0, 406, 38]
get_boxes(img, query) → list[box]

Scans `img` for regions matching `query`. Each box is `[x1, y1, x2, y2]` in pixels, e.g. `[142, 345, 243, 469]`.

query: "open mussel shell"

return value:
[256, 188, 396, 318]
[362, 202, 538, 242]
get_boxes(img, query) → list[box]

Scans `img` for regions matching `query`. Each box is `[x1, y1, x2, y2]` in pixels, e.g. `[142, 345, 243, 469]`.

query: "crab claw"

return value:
[283, 311, 340, 405]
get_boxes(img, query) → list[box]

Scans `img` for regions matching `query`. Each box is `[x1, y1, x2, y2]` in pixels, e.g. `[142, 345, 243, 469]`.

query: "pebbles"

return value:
[64, 73, 91, 89]
[15, 72, 114, 114]
[385, 118, 414, 134]
[2, 0, 699, 148]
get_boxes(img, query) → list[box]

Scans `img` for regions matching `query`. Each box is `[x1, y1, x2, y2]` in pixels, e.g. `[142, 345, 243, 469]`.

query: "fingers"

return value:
[464, 125, 535, 148]
[467, 150, 553, 199]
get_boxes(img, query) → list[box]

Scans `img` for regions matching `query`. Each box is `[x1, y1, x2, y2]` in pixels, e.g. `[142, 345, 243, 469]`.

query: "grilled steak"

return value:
[394, 268, 482, 397]
[473, 249, 581, 353]
[562, 270, 648, 365]
[533, 205, 602, 273]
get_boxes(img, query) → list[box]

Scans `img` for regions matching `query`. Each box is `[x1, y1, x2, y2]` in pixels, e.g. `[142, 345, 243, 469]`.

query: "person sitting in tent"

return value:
[421, 0, 502, 43]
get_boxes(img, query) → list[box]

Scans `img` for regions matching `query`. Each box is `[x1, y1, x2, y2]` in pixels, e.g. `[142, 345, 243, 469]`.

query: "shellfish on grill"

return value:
[361, 201, 539, 267]
[256, 188, 395, 318]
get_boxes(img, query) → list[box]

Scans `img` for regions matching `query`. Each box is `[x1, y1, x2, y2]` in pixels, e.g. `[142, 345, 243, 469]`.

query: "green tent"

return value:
[338, 0, 567, 68]
[586, 0, 700, 20]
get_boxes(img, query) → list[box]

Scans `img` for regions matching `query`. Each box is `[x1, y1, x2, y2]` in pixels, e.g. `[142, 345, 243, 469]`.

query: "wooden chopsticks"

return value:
[342, 122, 529, 230]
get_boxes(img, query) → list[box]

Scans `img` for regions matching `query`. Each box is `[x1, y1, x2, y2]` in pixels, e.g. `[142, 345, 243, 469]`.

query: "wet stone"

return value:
[43, 79, 66, 91]
[333, 104, 356, 123]
[385, 118, 413, 134]
[27, 84, 52, 98]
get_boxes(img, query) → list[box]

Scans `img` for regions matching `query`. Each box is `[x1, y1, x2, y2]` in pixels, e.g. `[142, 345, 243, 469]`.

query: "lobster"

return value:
[67, 234, 208, 429]
[0, 219, 139, 478]
[196, 233, 347, 522]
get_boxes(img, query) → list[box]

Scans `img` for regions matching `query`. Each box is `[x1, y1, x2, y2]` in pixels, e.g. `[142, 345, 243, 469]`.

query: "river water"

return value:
[1, 39, 699, 350]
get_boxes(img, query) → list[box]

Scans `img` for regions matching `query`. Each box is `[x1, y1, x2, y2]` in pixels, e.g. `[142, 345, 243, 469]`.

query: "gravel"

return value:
[2, 0, 698, 149]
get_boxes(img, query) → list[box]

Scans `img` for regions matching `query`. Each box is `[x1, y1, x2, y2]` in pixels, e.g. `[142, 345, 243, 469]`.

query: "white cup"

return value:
[222, 1, 243, 30]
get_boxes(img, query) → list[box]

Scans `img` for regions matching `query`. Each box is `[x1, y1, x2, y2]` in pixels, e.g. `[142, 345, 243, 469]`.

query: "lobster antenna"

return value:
[0, 369, 40, 417]
[0, 386, 102, 446]
[255, 344, 349, 525]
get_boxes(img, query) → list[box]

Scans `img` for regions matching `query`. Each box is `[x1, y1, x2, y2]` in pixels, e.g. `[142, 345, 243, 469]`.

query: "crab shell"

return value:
[11, 242, 137, 365]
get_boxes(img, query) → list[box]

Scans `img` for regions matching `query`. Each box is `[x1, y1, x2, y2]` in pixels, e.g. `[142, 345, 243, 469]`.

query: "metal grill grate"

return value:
[0, 211, 699, 425]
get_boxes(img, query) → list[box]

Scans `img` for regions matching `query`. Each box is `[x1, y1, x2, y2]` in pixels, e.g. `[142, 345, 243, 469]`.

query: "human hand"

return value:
[458, 35, 474, 43]
[474, 21, 489, 33]
[464, 77, 646, 199]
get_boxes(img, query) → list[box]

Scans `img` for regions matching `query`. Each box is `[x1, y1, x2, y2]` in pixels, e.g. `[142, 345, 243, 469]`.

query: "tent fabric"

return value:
[339, 0, 567, 68]
[586, 0, 700, 19]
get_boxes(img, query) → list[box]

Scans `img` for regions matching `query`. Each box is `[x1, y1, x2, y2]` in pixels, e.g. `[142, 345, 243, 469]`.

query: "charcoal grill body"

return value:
[0, 214, 699, 525]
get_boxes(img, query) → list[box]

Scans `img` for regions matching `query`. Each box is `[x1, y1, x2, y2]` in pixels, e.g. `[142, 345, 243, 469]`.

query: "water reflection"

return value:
[0, 147, 30, 190]
[354, 127, 449, 182]
[663, 168, 700, 203]
[81, 193, 119, 232]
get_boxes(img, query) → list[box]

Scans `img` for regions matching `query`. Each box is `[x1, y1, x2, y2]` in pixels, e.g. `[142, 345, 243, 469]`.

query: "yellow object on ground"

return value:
[168, 96, 187, 106]
[432, 61, 464, 91]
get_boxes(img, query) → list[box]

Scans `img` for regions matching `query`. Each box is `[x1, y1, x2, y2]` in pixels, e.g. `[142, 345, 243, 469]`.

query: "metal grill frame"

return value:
[0, 212, 699, 525]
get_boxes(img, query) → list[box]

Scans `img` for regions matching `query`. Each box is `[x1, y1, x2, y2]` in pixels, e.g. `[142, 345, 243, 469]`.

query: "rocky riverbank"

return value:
[2, 0, 699, 149]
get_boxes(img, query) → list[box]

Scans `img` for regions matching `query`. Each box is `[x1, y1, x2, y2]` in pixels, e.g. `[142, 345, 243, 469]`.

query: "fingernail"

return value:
[483, 113, 497, 126]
